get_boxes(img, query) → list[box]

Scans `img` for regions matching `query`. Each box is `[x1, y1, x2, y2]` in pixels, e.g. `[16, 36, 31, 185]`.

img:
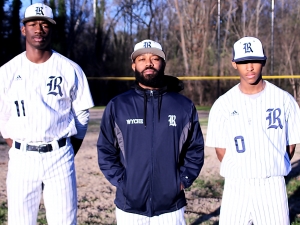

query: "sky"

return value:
[20, 0, 44, 18]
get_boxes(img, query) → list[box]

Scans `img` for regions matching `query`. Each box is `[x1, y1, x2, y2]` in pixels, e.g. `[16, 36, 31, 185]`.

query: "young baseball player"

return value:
[0, 3, 94, 225]
[206, 36, 300, 225]
[97, 39, 205, 224]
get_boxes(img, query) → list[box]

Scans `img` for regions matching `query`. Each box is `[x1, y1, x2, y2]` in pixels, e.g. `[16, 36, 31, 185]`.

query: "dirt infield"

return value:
[0, 108, 299, 224]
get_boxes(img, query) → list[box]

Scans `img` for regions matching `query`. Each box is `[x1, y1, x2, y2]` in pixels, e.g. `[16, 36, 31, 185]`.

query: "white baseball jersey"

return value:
[206, 80, 300, 178]
[0, 50, 94, 225]
[0, 51, 94, 142]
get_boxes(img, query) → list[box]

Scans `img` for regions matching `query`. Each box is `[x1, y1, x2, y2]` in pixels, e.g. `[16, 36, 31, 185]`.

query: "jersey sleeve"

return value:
[70, 64, 94, 112]
[0, 68, 11, 138]
[285, 94, 300, 145]
[206, 98, 227, 148]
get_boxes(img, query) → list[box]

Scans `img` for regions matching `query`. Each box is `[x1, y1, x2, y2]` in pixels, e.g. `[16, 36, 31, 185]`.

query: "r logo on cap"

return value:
[143, 42, 152, 48]
[35, 7, 45, 16]
[232, 36, 267, 62]
[22, 3, 56, 24]
[243, 43, 253, 54]
[131, 39, 166, 61]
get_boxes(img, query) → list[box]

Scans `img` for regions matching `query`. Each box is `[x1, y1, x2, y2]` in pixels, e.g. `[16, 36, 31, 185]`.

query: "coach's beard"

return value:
[135, 67, 165, 88]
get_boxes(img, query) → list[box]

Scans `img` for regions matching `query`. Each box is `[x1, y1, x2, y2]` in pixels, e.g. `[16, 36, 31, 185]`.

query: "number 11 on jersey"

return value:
[14, 100, 26, 117]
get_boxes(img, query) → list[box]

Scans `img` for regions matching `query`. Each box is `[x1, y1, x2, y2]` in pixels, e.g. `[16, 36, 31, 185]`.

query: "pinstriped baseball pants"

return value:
[116, 207, 186, 225]
[6, 140, 77, 225]
[219, 176, 289, 225]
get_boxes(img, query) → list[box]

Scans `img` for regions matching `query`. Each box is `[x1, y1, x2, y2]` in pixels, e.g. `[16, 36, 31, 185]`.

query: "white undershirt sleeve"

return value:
[73, 109, 90, 139]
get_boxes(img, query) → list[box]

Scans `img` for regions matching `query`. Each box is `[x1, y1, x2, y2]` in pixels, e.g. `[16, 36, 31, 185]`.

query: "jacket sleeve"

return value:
[179, 105, 205, 188]
[97, 102, 125, 187]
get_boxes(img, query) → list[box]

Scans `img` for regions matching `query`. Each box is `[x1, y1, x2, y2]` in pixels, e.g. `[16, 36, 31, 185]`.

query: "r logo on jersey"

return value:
[243, 42, 253, 53]
[266, 108, 283, 129]
[168, 115, 176, 126]
[35, 6, 44, 16]
[47, 76, 63, 97]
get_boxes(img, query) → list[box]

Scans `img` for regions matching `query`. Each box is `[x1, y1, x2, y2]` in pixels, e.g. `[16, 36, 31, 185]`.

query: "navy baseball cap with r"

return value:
[131, 39, 166, 61]
[232, 37, 267, 62]
[22, 3, 56, 24]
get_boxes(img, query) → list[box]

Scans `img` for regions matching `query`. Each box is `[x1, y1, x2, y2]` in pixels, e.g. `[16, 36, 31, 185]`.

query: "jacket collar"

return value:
[131, 75, 184, 127]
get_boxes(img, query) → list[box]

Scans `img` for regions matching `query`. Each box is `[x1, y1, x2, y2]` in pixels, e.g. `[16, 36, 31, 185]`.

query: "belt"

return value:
[15, 138, 67, 153]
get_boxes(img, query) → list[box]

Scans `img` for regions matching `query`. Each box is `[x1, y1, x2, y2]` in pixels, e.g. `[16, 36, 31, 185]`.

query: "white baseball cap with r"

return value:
[22, 3, 56, 25]
[131, 39, 166, 61]
[232, 37, 267, 62]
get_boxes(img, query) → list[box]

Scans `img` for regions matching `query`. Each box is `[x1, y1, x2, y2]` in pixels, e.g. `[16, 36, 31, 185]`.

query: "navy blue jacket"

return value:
[97, 76, 204, 217]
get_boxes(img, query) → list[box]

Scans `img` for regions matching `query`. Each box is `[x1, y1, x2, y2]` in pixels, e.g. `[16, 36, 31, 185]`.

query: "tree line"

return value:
[1, 0, 300, 106]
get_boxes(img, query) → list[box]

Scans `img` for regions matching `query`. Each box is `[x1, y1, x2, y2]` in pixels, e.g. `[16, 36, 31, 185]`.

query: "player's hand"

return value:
[5, 138, 13, 148]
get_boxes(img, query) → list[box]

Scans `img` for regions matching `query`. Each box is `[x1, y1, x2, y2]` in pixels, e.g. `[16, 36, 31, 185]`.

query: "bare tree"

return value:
[277, 0, 300, 103]
[173, 0, 189, 75]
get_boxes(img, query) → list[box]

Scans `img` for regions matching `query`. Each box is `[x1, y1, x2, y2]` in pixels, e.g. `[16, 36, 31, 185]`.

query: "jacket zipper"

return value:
[150, 90, 154, 215]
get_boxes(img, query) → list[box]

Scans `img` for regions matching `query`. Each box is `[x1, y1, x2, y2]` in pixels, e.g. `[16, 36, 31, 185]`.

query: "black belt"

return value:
[15, 138, 67, 153]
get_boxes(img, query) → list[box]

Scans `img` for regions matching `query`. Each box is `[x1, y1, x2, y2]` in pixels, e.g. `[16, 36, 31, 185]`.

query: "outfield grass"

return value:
[91, 106, 106, 110]
[196, 106, 211, 111]
[199, 118, 208, 126]
[0, 202, 7, 224]
[287, 177, 300, 197]
[292, 218, 300, 225]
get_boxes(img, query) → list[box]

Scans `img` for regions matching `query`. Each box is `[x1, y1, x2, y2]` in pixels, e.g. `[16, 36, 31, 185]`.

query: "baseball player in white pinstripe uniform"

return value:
[206, 36, 300, 225]
[0, 3, 94, 225]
